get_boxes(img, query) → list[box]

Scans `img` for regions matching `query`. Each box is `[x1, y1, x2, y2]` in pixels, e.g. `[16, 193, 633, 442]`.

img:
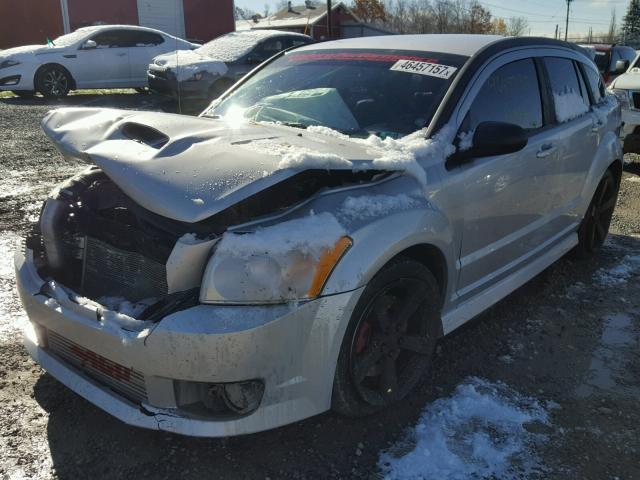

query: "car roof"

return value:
[295, 34, 587, 58]
[75, 24, 174, 37]
[225, 29, 312, 40]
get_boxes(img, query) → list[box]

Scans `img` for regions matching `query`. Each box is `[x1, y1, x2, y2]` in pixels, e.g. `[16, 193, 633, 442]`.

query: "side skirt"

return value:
[441, 232, 578, 335]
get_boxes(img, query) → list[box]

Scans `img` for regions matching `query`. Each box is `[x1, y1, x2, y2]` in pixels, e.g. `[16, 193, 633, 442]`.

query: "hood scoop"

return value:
[42, 108, 378, 223]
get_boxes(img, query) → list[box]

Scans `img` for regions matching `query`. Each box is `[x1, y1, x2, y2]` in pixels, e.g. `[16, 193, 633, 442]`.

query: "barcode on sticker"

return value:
[390, 59, 457, 79]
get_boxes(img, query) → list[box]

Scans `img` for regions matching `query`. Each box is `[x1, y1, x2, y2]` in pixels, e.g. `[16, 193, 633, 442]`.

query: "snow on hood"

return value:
[152, 50, 228, 82]
[41, 108, 382, 223]
[0, 44, 60, 60]
[42, 108, 458, 224]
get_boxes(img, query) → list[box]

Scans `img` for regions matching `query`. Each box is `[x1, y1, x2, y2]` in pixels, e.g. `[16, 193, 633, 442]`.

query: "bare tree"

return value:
[607, 8, 618, 43]
[506, 16, 528, 36]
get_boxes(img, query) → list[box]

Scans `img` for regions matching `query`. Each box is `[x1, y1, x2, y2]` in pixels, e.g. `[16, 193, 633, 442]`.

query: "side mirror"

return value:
[615, 59, 629, 74]
[452, 121, 528, 164]
[82, 39, 97, 50]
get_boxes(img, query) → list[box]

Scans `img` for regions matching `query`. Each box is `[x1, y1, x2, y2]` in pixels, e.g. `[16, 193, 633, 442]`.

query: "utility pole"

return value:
[565, 0, 573, 41]
[555, 24, 559, 39]
[327, 0, 333, 39]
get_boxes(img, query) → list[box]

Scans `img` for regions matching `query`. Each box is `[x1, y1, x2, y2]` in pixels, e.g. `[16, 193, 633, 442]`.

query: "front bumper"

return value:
[147, 69, 211, 101]
[15, 248, 363, 437]
[0, 65, 33, 90]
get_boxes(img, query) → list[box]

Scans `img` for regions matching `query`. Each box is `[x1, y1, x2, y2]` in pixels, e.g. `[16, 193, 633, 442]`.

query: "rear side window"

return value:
[463, 58, 543, 131]
[90, 31, 129, 48]
[582, 66, 605, 104]
[128, 31, 164, 47]
[544, 57, 589, 122]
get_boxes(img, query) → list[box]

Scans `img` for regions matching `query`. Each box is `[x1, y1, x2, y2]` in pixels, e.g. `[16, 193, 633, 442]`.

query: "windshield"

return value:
[52, 30, 92, 47]
[197, 31, 277, 62]
[204, 49, 467, 138]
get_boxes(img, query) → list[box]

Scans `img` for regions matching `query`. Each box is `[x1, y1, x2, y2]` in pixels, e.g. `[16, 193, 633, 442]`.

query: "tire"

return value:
[574, 169, 619, 258]
[332, 257, 442, 417]
[12, 90, 35, 98]
[35, 65, 71, 98]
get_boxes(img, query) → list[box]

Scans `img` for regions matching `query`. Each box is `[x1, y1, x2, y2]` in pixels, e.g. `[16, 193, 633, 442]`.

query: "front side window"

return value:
[593, 51, 610, 74]
[205, 49, 468, 138]
[544, 57, 589, 122]
[462, 58, 543, 132]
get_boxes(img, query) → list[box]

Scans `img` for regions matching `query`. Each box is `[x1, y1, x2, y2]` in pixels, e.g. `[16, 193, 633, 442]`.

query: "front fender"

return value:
[323, 207, 455, 298]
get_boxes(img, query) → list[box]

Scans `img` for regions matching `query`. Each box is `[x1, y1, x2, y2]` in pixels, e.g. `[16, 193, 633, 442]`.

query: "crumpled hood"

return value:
[151, 50, 228, 81]
[609, 69, 640, 90]
[42, 108, 377, 223]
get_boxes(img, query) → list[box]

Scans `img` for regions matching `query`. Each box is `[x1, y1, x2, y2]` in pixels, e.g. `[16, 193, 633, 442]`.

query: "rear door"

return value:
[72, 30, 131, 88]
[538, 56, 597, 234]
[455, 57, 566, 300]
[125, 30, 168, 84]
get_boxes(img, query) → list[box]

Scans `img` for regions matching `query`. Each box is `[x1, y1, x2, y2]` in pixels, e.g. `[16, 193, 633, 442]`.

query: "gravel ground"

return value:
[0, 92, 639, 480]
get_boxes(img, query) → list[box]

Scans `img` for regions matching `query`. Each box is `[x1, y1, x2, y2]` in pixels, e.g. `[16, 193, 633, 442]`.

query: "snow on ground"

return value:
[378, 378, 549, 480]
[216, 212, 345, 259]
[0, 232, 27, 341]
[594, 253, 640, 286]
[553, 89, 590, 123]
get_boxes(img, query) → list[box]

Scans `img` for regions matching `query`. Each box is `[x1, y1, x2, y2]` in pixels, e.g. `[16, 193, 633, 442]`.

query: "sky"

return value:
[235, 0, 632, 38]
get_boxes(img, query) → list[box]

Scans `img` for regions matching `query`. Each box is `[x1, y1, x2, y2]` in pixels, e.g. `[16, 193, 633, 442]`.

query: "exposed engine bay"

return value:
[29, 166, 385, 321]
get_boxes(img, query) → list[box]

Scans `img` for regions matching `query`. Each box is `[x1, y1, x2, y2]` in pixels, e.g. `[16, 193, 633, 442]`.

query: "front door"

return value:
[456, 58, 563, 299]
[72, 30, 131, 88]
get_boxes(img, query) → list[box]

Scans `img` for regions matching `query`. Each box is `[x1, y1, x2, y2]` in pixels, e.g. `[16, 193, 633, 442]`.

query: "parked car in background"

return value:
[0, 25, 198, 98]
[609, 52, 640, 154]
[579, 43, 636, 84]
[147, 30, 312, 102]
[16, 35, 621, 437]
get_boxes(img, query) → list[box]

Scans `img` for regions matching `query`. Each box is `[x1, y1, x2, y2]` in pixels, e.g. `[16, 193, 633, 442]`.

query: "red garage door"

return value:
[0, 0, 64, 49]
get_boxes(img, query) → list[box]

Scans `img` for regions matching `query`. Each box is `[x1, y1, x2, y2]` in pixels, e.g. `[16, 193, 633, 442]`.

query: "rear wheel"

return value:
[35, 65, 71, 98]
[574, 169, 618, 258]
[12, 90, 35, 98]
[332, 258, 441, 417]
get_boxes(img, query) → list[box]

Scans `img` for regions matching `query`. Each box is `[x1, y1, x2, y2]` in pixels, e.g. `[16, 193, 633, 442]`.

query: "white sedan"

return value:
[0, 25, 198, 98]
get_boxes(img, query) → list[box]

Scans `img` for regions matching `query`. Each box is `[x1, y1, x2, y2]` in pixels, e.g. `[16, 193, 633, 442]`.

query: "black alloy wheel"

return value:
[36, 66, 71, 98]
[332, 258, 441, 416]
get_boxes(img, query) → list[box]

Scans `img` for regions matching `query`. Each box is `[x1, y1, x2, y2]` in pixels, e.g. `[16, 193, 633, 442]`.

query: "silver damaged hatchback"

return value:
[15, 34, 622, 437]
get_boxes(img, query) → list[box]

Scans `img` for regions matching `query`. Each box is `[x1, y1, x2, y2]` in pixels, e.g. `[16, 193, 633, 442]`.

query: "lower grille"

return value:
[47, 330, 148, 404]
[82, 236, 168, 301]
[632, 91, 640, 110]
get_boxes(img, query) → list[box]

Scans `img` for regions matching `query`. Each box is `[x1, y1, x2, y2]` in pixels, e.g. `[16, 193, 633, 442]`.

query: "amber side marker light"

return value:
[307, 236, 353, 298]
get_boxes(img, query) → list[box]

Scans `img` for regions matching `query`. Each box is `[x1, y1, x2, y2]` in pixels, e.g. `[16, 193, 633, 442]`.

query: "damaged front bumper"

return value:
[16, 248, 363, 437]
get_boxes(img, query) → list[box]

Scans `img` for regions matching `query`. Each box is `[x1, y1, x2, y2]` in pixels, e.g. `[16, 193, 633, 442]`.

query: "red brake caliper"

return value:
[355, 321, 372, 354]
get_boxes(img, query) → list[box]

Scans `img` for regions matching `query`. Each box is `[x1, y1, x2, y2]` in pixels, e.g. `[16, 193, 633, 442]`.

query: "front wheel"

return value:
[574, 169, 619, 258]
[36, 65, 71, 98]
[332, 258, 442, 417]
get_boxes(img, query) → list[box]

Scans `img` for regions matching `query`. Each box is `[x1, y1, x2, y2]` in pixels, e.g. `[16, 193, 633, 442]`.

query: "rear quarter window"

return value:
[544, 57, 590, 122]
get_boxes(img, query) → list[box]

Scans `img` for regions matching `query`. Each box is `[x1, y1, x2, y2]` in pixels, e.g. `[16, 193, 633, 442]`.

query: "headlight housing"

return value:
[200, 215, 352, 304]
[611, 88, 631, 109]
[0, 59, 20, 70]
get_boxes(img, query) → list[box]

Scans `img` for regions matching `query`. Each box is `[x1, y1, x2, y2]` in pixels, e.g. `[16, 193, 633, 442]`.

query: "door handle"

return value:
[536, 144, 557, 158]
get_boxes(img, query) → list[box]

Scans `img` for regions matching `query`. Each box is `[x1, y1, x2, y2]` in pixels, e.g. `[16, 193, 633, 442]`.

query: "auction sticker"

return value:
[390, 59, 457, 79]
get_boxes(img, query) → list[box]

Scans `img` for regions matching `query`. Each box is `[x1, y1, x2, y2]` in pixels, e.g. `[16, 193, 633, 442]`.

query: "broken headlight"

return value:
[199, 236, 352, 304]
